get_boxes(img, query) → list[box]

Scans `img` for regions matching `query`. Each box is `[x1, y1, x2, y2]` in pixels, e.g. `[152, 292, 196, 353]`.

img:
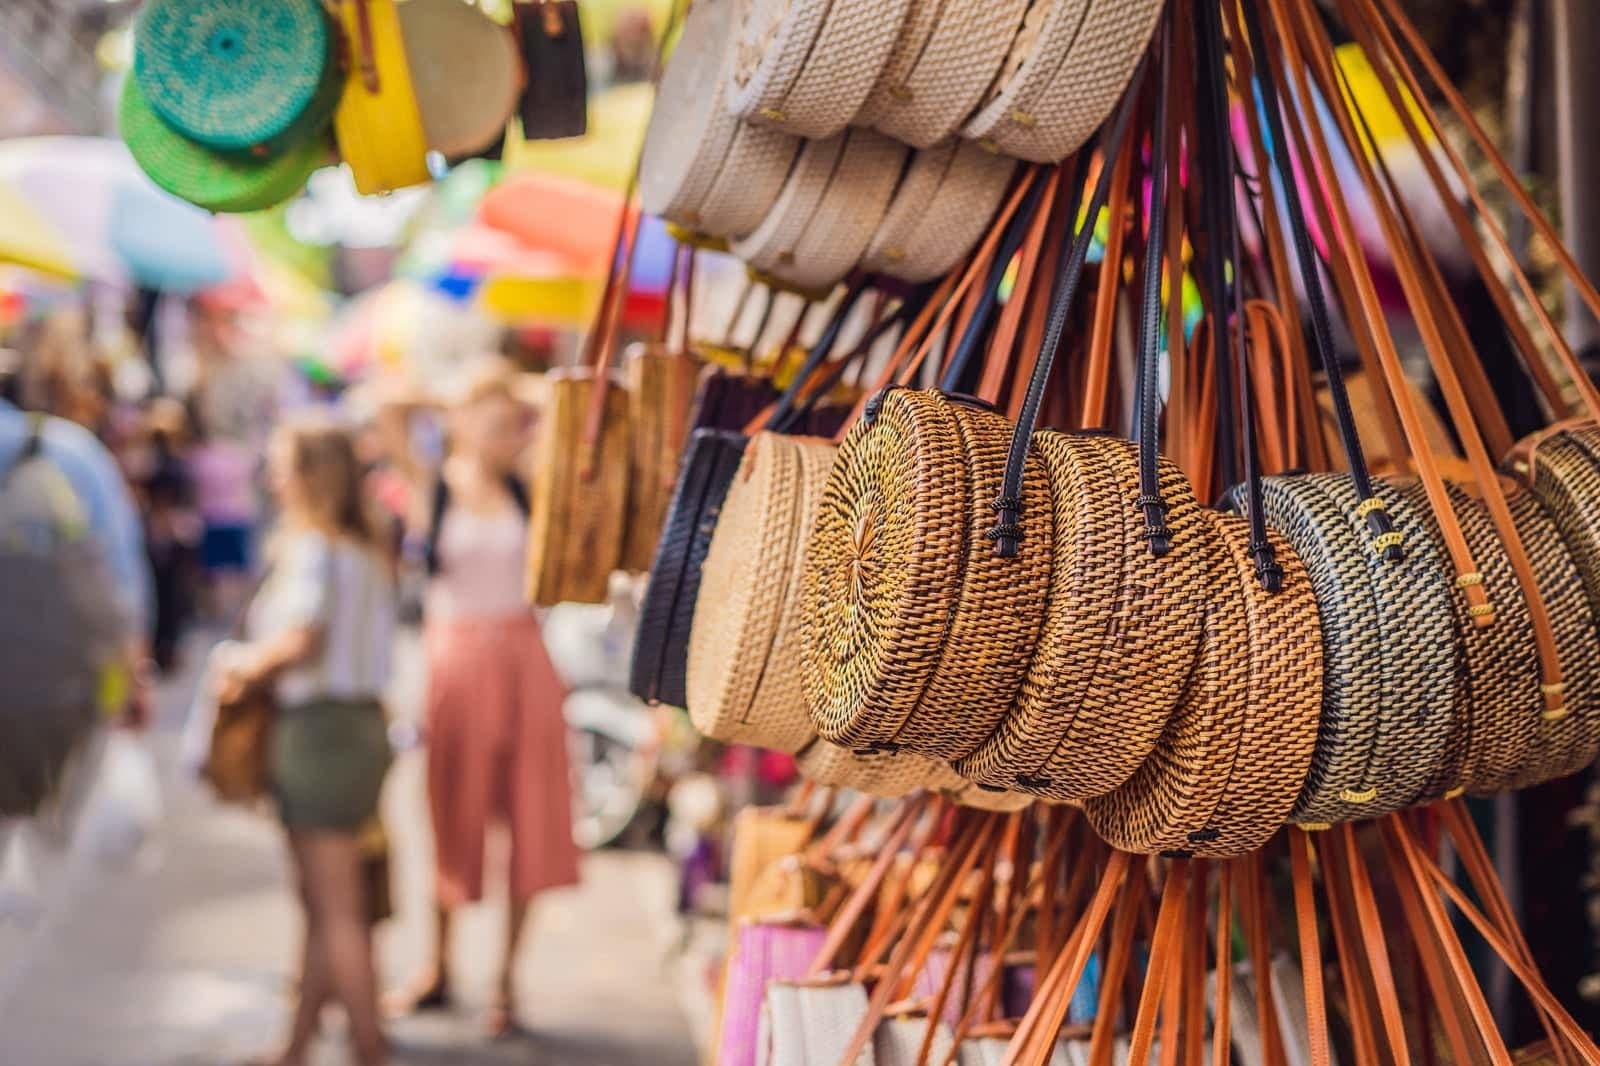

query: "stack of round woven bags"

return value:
[638, 0, 1165, 294]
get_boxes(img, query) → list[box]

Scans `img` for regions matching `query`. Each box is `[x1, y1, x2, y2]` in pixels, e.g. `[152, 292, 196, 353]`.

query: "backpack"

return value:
[0, 415, 128, 817]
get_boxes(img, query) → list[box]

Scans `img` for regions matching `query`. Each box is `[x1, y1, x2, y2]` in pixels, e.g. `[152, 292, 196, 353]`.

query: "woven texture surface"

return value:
[120, 76, 324, 214]
[1188, 515, 1321, 857]
[797, 740, 963, 797]
[762, 0, 916, 138]
[726, 0, 832, 120]
[695, 122, 804, 240]
[1399, 479, 1538, 799]
[621, 345, 699, 573]
[732, 133, 847, 276]
[1083, 507, 1246, 855]
[869, 0, 1035, 148]
[1261, 474, 1457, 825]
[982, 0, 1163, 162]
[863, 142, 1017, 283]
[854, 0, 946, 130]
[398, 0, 521, 159]
[962, 0, 1093, 151]
[134, 0, 336, 154]
[524, 370, 631, 607]
[640, 0, 744, 222]
[764, 130, 908, 292]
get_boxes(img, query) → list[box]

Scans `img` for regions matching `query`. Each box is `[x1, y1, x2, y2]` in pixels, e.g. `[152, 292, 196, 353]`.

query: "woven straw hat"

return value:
[133, 0, 339, 157]
[640, 0, 799, 238]
[968, 0, 1165, 162]
[726, 0, 914, 139]
[734, 129, 908, 293]
[687, 433, 837, 754]
[1257, 474, 1458, 826]
[861, 141, 1018, 284]
[398, 0, 521, 160]
[120, 76, 326, 214]
[801, 389, 1054, 763]
[859, 0, 1034, 148]
[797, 740, 963, 798]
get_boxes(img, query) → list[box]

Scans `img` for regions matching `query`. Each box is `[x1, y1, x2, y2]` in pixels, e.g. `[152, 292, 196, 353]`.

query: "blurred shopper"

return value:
[133, 399, 201, 674]
[190, 421, 262, 619]
[219, 417, 395, 1066]
[388, 369, 580, 1037]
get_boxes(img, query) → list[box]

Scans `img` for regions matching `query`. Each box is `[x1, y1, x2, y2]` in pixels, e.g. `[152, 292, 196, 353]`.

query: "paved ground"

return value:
[0, 630, 702, 1066]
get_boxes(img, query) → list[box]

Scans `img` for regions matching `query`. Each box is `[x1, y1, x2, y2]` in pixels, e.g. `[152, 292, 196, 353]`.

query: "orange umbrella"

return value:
[476, 173, 624, 276]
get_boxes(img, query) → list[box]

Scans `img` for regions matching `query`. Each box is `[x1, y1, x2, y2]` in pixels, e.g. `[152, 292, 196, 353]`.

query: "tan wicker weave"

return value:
[800, 389, 1053, 763]
[861, 141, 1017, 284]
[867, 0, 1035, 148]
[731, 133, 848, 279]
[524, 369, 631, 606]
[977, 0, 1165, 162]
[640, 0, 800, 238]
[686, 433, 838, 754]
[797, 739, 963, 798]
[961, 0, 1093, 157]
[621, 343, 699, 573]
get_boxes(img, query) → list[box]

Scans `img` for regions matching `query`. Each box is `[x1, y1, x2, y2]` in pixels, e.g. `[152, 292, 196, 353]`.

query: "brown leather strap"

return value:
[1081, 148, 1136, 430]
[1332, 824, 1415, 1062]
[1126, 861, 1191, 1066]
[980, 168, 1060, 405]
[916, 820, 1006, 1066]
[807, 796, 925, 978]
[1087, 860, 1148, 1062]
[1241, 852, 1286, 1066]
[349, 0, 380, 93]
[1181, 860, 1208, 1066]
[1288, 833, 1331, 1066]
[1315, 829, 1384, 1066]
[1213, 862, 1234, 1066]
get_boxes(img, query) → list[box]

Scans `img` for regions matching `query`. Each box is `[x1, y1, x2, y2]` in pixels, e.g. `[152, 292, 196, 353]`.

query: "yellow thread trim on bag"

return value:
[1542, 682, 1566, 696]
[1010, 109, 1038, 128]
[977, 138, 1001, 154]
[1455, 571, 1485, 589]
[1355, 497, 1387, 519]
[883, 247, 907, 261]
[1299, 822, 1332, 832]
[1444, 786, 1466, 800]
[1468, 603, 1495, 618]
[889, 85, 912, 102]
[1340, 788, 1377, 804]
[1371, 531, 1404, 553]
[759, 107, 787, 123]
[1544, 707, 1570, 723]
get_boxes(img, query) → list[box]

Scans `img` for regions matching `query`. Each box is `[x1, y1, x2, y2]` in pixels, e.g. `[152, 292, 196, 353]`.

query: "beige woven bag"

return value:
[733, 128, 908, 294]
[621, 340, 700, 573]
[858, 0, 1035, 149]
[968, 0, 1165, 162]
[861, 141, 1018, 284]
[726, 0, 914, 139]
[639, 0, 799, 240]
[796, 739, 963, 799]
[687, 432, 836, 753]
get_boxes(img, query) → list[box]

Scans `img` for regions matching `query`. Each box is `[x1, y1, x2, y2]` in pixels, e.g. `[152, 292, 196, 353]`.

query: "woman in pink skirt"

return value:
[390, 370, 581, 1035]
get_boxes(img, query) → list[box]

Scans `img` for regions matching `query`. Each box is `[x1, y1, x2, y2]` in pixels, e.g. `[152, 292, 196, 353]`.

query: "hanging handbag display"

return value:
[513, 0, 590, 141]
[397, 0, 522, 162]
[332, 0, 431, 195]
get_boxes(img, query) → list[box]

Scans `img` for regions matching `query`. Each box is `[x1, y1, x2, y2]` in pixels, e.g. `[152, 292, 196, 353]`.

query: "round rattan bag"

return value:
[1256, 474, 1459, 826]
[800, 388, 1055, 763]
[797, 740, 963, 799]
[687, 432, 837, 754]
[861, 141, 1018, 285]
[954, 434, 1206, 802]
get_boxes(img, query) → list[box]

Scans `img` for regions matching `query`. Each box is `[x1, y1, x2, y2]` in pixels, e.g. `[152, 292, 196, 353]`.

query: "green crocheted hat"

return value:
[133, 0, 340, 158]
[120, 75, 327, 214]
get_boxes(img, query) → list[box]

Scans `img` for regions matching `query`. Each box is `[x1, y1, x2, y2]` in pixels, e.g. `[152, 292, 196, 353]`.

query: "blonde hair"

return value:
[272, 415, 386, 553]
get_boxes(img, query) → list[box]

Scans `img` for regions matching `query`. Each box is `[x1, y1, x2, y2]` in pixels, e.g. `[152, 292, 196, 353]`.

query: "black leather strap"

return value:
[989, 54, 1148, 558]
[1133, 21, 1175, 556]
[1239, 0, 1401, 560]
[765, 278, 870, 433]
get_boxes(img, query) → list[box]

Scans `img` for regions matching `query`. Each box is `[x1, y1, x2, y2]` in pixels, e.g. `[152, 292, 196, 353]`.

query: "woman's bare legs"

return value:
[290, 830, 388, 1066]
[384, 906, 454, 1017]
[485, 898, 534, 1037]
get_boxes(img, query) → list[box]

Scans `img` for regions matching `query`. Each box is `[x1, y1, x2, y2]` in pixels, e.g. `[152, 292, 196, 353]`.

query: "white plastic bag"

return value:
[0, 822, 42, 926]
[71, 730, 163, 870]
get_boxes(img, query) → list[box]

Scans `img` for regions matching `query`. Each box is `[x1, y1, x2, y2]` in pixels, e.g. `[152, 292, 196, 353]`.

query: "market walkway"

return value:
[0, 629, 699, 1066]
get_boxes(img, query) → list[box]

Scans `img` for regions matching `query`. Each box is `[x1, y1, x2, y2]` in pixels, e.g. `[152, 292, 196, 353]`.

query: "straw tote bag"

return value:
[855, 0, 1033, 149]
[639, 0, 799, 240]
[726, 0, 914, 140]
[721, 922, 830, 1066]
[396, 0, 522, 161]
[861, 141, 1019, 285]
[332, 0, 431, 195]
[133, 0, 341, 158]
[733, 129, 908, 295]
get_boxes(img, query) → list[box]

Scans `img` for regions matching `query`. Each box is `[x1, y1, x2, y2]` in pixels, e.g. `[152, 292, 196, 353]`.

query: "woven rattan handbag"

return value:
[725, 0, 914, 140]
[639, 0, 799, 240]
[397, 0, 521, 161]
[861, 141, 1019, 285]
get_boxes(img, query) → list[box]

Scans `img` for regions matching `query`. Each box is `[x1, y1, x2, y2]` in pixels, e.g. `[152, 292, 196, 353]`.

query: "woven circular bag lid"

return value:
[134, 0, 337, 156]
[975, 0, 1165, 162]
[726, 0, 912, 139]
[332, 0, 431, 196]
[120, 76, 325, 214]
[866, 0, 1035, 149]
[961, 0, 1092, 153]
[862, 141, 1017, 283]
[730, 132, 858, 281]
[748, 130, 909, 293]
[397, 0, 521, 160]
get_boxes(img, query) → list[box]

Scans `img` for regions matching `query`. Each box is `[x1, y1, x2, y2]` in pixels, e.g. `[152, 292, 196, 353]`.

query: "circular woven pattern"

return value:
[762, 130, 908, 293]
[869, 0, 1035, 148]
[1507, 429, 1600, 787]
[862, 141, 1018, 284]
[687, 433, 814, 752]
[725, 0, 833, 120]
[798, 740, 964, 798]
[1397, 480, 1538, 799]
[694, 123, 804, 240]
[1260, 474, 1457, 825]
[962, 0, 1094, 153]
[800, 389, 1053, 762]
[1186, 515, 1321, 858]
[120, 76, 324, 213]
[732, 133, 847, 276]
[759, 0, 916, 138]
[854, 0, 946, 130]
[980, 0, 1164, 162]
[398, 0, 521, 160]
[1083, 508, 1247, 855]
[1029, 437, 1206, 800]
[134, 0, 336, 155]
[953, 431, 1125, 788]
